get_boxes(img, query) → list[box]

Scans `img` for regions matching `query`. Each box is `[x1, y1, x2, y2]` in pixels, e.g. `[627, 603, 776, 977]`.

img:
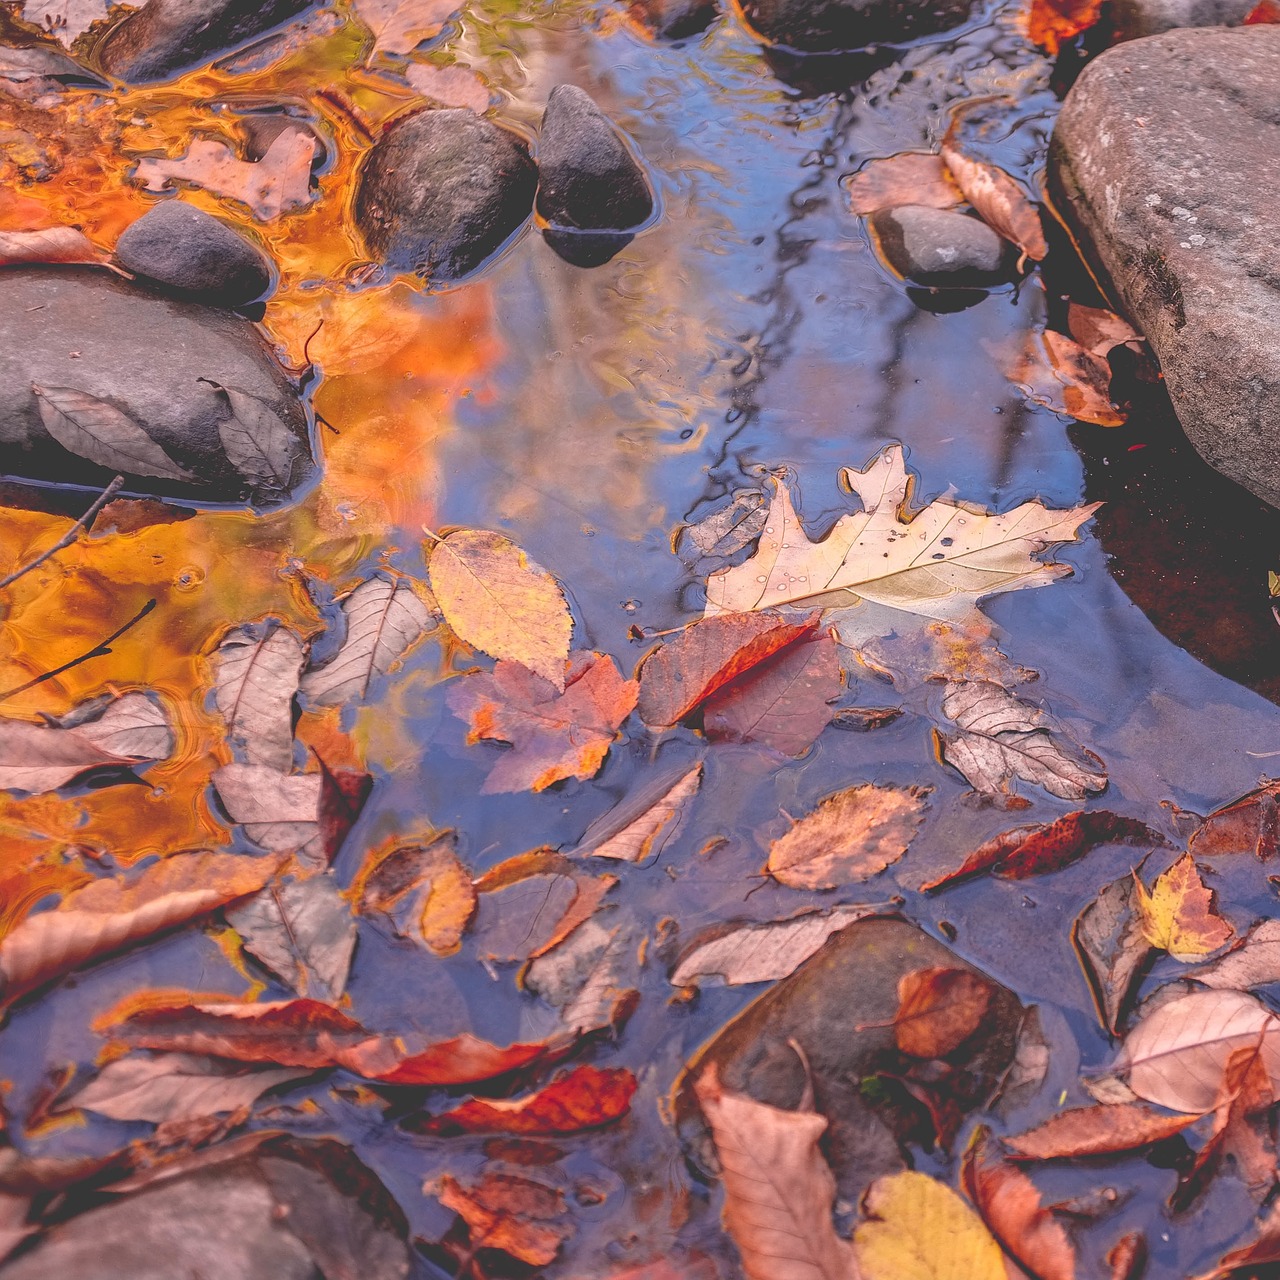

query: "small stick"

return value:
[0, 475, 125, 591]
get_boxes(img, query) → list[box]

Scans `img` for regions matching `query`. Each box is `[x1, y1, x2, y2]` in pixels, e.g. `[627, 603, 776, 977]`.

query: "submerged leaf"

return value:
[525, 913, 639, 1035]
[1021, 0, 1103, 55]
[1073, 875, 1155, 1035]
[404, 61, 490, 113]
[1135, 854, 1235, 961]
[1190, 780, 1280, 860]
[683, 490, 769, 559]
[1186, 920, 1280, 992]
[212, 620, 305, 771]
[434, 1171, 571, 1268]
[571, 762, 703, 863]
[894, 967, 994, 1059]
[846, 152, 964, 216]
[353, 0, 461, 54]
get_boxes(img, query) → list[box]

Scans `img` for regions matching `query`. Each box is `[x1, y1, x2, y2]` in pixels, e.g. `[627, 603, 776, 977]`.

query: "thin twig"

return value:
[0, 598, 157, 704]
[0, 475, 125, 591]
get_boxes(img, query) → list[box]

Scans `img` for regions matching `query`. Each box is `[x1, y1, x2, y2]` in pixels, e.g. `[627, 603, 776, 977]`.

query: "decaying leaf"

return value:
[428, 528, 572, 690]
[412, 1065, 636, 1135]
[300, 574, 436, 707]
[682, 490, 769, 560]
[0, 850, 282, 1007]
[1067, 304, 1142, 358]
[353, 0, 461, 54]
[894, 967, 994, 1059]
[212, 620, 305, 771]
[0, 226, 103, 266]
[434, 1171, 572, 1267]
[1190, 780, 1280, 860]
[939, 143, 1047, 261]
[133, 130, 317, 221]
[449, 651, 638, 793]
[1041, 330, 1127, 428]
[212, 763, 323, 854]
[32, 384, 193, 481]
[523, 912, 640, 1035]
[1186, 919, 1280, 992]
[571, 762, 702, 862]
[855, 1169, 1006, 1280]
[1135, 854, 1235, 961]
[1003, 1102, 1199, 1160]
[1021, 0, 1103, 55]
[204, 381, 297, 496]
[765, 782, 930, 889]
[670, 904, 882, 987]
[705, 446, 1096, 620]
[846, 152, 964, 216]
[694, 1064, 858, 1280]
[936, 680, 1107, 805]
[1073, 875, 1155, 1035]
[405, 61, 490, 112]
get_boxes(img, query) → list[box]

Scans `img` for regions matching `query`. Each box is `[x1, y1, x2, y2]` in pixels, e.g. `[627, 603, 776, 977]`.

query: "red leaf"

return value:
[1021, 0, 1103, 53]
[1245, 0, 1280, 21]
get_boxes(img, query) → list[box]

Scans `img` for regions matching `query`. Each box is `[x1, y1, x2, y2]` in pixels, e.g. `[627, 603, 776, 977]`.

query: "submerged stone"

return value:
[735, 0, 977, 52]
[1050, 26, 1280, 510]
[0, 266, 315, 507]
[354, 108, 538, 284]
[869, 204, 1012, 288]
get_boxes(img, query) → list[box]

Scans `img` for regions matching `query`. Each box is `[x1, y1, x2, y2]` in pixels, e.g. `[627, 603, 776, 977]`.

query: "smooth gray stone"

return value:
[0, 266, 314, 506]
[869, 204, 1012, 287]
[1112, 0, 1256, 40]
[114, 202, 274, 308]
[355, 108, 538, 283]
[97, 0, 314, 83]
[536, 85, 654, 236]
[735, 0, 976, 52]
[1050, 27, 1280, 509]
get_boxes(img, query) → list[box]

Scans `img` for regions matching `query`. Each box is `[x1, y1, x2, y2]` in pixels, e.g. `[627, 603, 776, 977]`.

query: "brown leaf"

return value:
[1106, 1232, 1146, 1280]
[405, 61, 489, 112]
[683, 490, 769, 559]
[1073, 875, 1155, 1035]
[1190, 780, 1280, 860]
[636, 611, 816, 729]
[571, 761, 703, 862]
[0, 850, 283, 1007]
[449, 651, 638, 793]
[766, 782, 930, 889]
[1186, 919, 1280, 991]
[1135, 854, 1235, 961]
[939, 143, 1047, 261]
[411, 1065, 636, 1135]
[435, 1171, 571, 1267]
[1044, 330, 1127, 428]
[315, 759, 373, 866]
[212, 763, 322, 853]
[0, 226, 103, 265]
[894, 967, 994, 1058]
[352, 0, 461, 54]
[1067, 304, 1142, 358]
[1020, 0, 1103, 53]
[846, 152, 964, 216]
[1003, 1103, 1199, 1160]
[212, 620, 305, 771]
[704, 632, 843, 756]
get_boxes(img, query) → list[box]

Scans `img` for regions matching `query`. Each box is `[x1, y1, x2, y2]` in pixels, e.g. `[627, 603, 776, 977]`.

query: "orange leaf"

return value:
[1190, 780, 1280, 860]
[1003, 1102, 1199, 1159]
[435, 1171, 571, 1267]
[894, 966, 994, 1058]
[846, 153, 964, 216]
[1021, 0, 1103, 54]
[1107, 1233, 1147, 1280]
[1245, 0, 1280, 20]
[940, 143, 1047, 261]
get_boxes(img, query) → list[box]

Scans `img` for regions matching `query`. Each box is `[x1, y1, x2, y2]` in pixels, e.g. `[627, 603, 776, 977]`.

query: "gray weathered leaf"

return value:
[300, 575, 435, 707]
[570, 762, 702, 863]
[67, 1052, 308, 1123]
[1186, 919, 1280, 992]
[206, 381, 296, 495]
[525, 913, 639, 1035]
[60, 691, 175, 762]
[684, 490, 769, 559]
[212, 621, 305, 771]
[226, 874, 356, 1001]
[1073, 874, 1153, 1035]
[32, 384, 193, 481]
[212, 763, 321, 854]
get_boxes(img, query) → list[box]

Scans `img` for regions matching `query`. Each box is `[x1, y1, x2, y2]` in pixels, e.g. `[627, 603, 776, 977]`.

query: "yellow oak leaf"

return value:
[1136, 853, 1235, 961]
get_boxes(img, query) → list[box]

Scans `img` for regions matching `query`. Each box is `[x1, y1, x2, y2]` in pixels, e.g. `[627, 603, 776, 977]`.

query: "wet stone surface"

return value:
[869, 205, 1013, 288]
[735, 0, 978, 51]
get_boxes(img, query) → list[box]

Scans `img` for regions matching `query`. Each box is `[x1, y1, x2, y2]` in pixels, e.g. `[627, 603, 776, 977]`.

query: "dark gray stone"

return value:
[869, 204, 1013, 287]
[536, 85, 654, 236]
[354, 108, 537, 284]
[735, 0, 976, 52]
[0, 266, 315, 506]
[1112, 0, 1256, 40]
[0, 43, 105, 86]
[626, 0, 719, 40]
[97, 0, 314, 84]
[114, 202, 274, 308]
[1050, 27, 1280, 509]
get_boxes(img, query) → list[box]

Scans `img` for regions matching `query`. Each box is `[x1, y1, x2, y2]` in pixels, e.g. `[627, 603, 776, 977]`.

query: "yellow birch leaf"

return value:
[1135, 854, 1235, 961]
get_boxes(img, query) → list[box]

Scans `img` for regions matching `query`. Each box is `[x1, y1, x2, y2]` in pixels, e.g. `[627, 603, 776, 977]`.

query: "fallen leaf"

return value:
[212, 763, 322, 854]
[0, 226, 103, 265]
[846, 152, 964, 216]
[936, 681, 1107, 805]
[405, 61, 490, 112]
[683, 490, 769, 559]
[940, 143, 1047, 261]
[133, 130, 317, 221]
[1020, 0, 1102, 52]
[922, 811, 1163, 891]
[428, 528, 572, 690]
[670, 904, 882, 987]
[1041, 330, 1127, 428]
[855, 1169, 1007, 1280]
[226, 873, 357, 1001]
[570, 762, 702, 862]
[51, 690, 176, 761]
[704, 632, 844, 756]
[412, 1066, 636, 1135]
[1186, 919, 1280, 991]
[831, 706, 904, 731]
[65, 1053, 308, 1124]
[32, 384, 193, 481]
[204, 381, 297, 497]
[1003, 1102, 1199, 1160]
[449, 651, 638, 794]
[0, 850, 282, 1007]
[300, 574, 436, 707]
[1190, 781, 1280, 860]
[1067, 304, 1142, 357]
[434, 1171, 571, 1267]
[961, 1139, 1077, 1280]
[211, 620, 305, 771]
[637, 612, 817, 729]
[765, 782, 930, 889]
[894, 967, 994, 1058]
[1246, 0, 1280, 17]
[1073, 876, 1155, 1035]
[705, 446, 1096, 620]
[524, 913, 640, 1035]
[694, 1064, 859, 1280]
[1106, 1233, 1146, 1280]
[353, 0, 461, 54]
[1135, 854, 1235, 961]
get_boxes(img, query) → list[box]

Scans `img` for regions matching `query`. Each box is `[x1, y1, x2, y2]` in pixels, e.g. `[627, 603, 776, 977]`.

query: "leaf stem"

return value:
[0, 474, 125, 591]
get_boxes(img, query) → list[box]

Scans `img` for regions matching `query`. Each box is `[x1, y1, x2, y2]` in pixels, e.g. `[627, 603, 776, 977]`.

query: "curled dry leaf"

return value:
[1003, 1102, 1199, 1160]
[939, 142, 1047, 261]
[1073, 875, 1155, 1035]
[571, 761, 702, 862]
[405, 60, 490, 112]
[449, 651, 638, 793]
[0, 850, 282, 1007]
[1186, 919, 1280, 991]
[1135, 854, 1235, 961]
[300, 574, 436, 707]
[1190, 780, 1280, 860]
[1039, 330, 1127, 428]
[765, 782, 930, 890]
[693, 1064, 859, 1280]
[0, 226, 103, 265]
[706, 446, 1096, 620]
[434, 1171, 572, 1267]
[894, 966, 994, 1059]
[845, 152, 964, 216]
[428, 528, 572, 690]
[212, 620, 305, 771]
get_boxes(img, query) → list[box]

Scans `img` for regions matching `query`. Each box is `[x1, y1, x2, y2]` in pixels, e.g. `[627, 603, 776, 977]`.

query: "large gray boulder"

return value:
[1050, 27, 1280, 510]
[0, 267, 315, 507]
[735, 0, 976, 52]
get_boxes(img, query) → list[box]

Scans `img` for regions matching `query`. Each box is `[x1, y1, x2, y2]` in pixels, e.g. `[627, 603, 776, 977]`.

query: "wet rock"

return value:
[1111, 0, 1256, 39]
[97, 0, 314, 84]
[0, 266, 315, 507]
[354, 108, 537, 284]
[673, 915, 1025, 1205]
[1050, 27, 1280, 509]
[0, 43, 106, 86]
[626, 0, 719, 40]
[735, 0, 977, 52]
[869, 205, 1013, 288]
[114, 202, 274, 309]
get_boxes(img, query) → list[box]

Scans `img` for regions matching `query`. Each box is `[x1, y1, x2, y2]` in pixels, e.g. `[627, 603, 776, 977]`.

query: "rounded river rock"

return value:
[870, 204, 1013, 288]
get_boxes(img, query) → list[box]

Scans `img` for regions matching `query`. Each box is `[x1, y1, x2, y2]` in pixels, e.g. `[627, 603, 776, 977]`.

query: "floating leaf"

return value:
[1067, 304, 1142, 357]
[353, 0, 461, 54]
[846, 152, 964, 216]
[428, 528, 572, 690]
[55, 690, 176, 762]
[0, 226, 103, 266]
[205, 381, 296, 495]
[1106, 1233, 1147, 1280]
[1190, 780, 1280, 860]
[765, 782, 930, 889]
[404, 61, 489, 112]
[211, 620, 305, 771]
[1073, 875, 1155, 1035]
[894, 966, 994, 1059]
[1021, 0, 1103, 54]
[1135, 854, 1235, 961]
[32, 384, 193, 481]
[1003, 1102, 1199, 1160]
[940, 143, 1047, 261]
[571, 762, 702, 862]
[1039, 330, 1127, 428]
[434, 1172, 571, 1268]
[1187, 920, 1280, 992]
